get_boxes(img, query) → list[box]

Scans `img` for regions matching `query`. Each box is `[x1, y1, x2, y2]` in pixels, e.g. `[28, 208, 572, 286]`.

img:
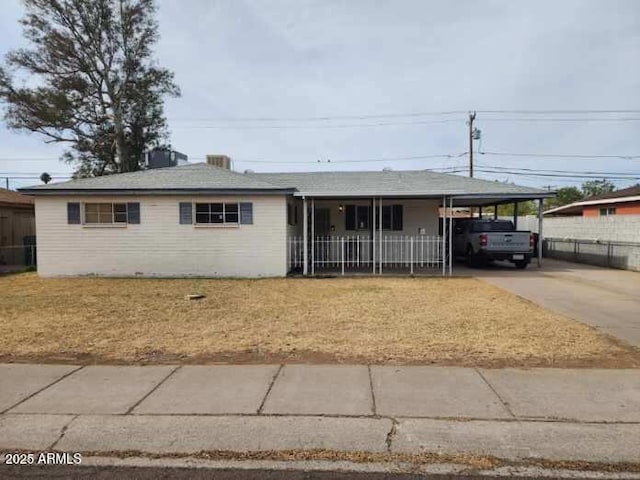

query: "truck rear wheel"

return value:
[514, 259, 529, 269]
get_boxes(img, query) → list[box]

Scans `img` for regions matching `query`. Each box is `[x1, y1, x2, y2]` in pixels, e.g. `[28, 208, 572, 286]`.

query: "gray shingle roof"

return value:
[20, 163, 551, 199]
[20, 163, 293, 194]
[249, 170, 550, 197]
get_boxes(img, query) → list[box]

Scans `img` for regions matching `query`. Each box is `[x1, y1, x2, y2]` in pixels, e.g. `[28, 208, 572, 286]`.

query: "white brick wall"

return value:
[35, 195, 288, 277]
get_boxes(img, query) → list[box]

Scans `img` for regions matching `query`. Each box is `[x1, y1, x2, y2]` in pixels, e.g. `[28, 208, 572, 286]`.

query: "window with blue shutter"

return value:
[392, 204, 403, 231]
[67, 202, 81, 224]
[240, 202, 253, 224]
[179, 202, 193, 224]
[345, 205, 356, 231]
[127, 203, 140, 224]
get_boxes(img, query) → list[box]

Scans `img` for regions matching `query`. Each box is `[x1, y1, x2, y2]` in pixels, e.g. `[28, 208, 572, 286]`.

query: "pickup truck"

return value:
[453, 219, 534, 269]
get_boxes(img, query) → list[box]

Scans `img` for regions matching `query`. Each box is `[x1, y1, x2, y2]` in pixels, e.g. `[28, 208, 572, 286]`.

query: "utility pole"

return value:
[467, 111, 476, 178]
[4, 177, 8, 190]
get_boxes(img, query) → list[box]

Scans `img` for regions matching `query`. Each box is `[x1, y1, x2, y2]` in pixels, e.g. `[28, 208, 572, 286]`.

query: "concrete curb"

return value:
[2, 455, 639, 479]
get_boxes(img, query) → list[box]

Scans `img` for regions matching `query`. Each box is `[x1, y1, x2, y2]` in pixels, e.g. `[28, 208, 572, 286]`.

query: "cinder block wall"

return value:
[500, 215, 640, 271]
[542, 215, 640, 243]
[501, 215, 640, 243]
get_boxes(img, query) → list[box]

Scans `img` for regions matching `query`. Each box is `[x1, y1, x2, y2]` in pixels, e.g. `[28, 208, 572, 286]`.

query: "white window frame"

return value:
[194, 202, 240, 226]
[599, 207, 616, 216]
[83, 202, 128, 225]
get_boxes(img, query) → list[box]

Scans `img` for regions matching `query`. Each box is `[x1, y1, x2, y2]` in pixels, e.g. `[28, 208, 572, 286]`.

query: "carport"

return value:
[252, 170, 556, 277]
[450, 192, 555, 270]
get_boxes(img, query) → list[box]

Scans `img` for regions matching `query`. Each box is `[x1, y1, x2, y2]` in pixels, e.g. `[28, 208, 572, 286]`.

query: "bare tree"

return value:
[0, 0, 180, 176]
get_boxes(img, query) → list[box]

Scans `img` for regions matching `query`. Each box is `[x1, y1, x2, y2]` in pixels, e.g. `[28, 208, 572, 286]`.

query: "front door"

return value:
[314, 208, 331, 236]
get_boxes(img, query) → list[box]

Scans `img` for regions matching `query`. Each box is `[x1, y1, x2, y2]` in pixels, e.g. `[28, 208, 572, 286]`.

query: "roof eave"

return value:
[18, 187, 297, 196]
[543, 195, 640, 215]
[293, 191, 554, 199]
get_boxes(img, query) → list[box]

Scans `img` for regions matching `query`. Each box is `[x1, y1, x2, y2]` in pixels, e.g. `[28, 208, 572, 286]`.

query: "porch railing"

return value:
[287, 235, 444, 274]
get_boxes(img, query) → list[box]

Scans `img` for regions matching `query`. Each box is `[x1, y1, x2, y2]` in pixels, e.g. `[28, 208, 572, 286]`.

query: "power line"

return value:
[472, 168, 640, 180]
[479, 117, 640, 123]
[169, 111, 467, 122]
[475, 110, 640, 115]
[0, 176, 71, 179]
[480, 151, 640, 160]
[217, 153, 469, 164]
[475, 164, 640, 176]
[171, 119, 463, 129]
[169, 117, 640, 129]
[167, 109, 640, 122]
[0, 157, 64, 161]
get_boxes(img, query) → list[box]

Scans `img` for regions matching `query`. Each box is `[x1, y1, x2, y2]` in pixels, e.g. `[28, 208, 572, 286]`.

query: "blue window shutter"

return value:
[127, 202, 140, 224]
[345, 205, 355, 231]
[67, 202, 81, 224]
[392, 205, 403, 231]
[240, 202, 253, 224]
[179, 202, 193, 224]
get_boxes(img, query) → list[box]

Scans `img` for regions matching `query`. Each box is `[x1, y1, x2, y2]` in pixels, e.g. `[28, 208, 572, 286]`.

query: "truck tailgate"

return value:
[485, 232, 530, 252]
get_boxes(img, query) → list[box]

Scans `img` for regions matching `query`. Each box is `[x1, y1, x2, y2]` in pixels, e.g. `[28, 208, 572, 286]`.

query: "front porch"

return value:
[288, 233, 445, 275]
[286, 193, 548, 277]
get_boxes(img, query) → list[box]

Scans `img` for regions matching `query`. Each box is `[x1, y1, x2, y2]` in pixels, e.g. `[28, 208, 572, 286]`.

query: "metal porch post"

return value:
[379, 197, 383, 274]
[311, 198, 315, 276]
[302, 198, 308, 275]
[372, 197, 376, 274]
[537, 198, 544, 268]
[513, 202, 519, 229]
[341, 237, 345, 276]
[442, 195, 446, 276]
[449, 196, 453, 276]
[494, 204, 498, 220]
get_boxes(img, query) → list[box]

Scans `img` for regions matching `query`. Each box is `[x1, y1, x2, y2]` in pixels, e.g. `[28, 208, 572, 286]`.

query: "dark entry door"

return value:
[314, 208, 331, 236]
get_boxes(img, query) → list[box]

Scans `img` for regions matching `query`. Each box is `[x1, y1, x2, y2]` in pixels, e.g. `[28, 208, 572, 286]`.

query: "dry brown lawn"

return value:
[0, 273, 637, 367]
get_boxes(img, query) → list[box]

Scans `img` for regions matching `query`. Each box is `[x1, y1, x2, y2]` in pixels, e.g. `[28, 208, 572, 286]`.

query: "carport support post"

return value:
[537, 198, 544, 268]
[311, 198, 315, 276]
[449, 196, 453, 276]
[442, 195, 446, 276]
[379, 197, 383, 274]
[372, 197, 376, 274]
[494, 204, 498, 220]
[513, 202, 519, 229]
[302, 198, 308, 275]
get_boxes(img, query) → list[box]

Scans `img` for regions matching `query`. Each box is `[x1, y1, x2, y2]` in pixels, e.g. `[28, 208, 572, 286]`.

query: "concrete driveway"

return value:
[457, 258, 640, 348]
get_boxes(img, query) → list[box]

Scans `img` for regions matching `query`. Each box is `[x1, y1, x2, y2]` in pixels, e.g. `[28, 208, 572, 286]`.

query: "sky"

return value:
[1, 0, 639, 190]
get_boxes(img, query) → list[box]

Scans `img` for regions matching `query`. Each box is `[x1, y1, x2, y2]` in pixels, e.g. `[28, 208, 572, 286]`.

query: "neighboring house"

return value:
[0, 188, 36, 266]
[544, 185, 640, 217]
[19, 160, 552, 277]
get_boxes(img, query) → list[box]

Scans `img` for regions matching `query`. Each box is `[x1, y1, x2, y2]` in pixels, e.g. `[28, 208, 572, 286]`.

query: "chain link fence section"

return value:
[544, 238, 640, 272]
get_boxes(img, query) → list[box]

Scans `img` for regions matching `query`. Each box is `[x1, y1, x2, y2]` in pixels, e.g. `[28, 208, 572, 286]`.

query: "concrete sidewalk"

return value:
[1, 363, 640, 468]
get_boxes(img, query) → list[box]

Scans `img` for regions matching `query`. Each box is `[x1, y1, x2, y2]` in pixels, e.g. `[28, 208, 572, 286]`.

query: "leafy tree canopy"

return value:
[0, 0, 180, 177]
[580, 179, 616, 198]
[544, 186, 584, 209]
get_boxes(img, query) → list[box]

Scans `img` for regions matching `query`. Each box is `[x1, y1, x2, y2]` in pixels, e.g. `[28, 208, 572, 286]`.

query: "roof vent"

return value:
[382, 167, 393, 172]
[206, 155, 232, 170]
[244, 169, 255, 174]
